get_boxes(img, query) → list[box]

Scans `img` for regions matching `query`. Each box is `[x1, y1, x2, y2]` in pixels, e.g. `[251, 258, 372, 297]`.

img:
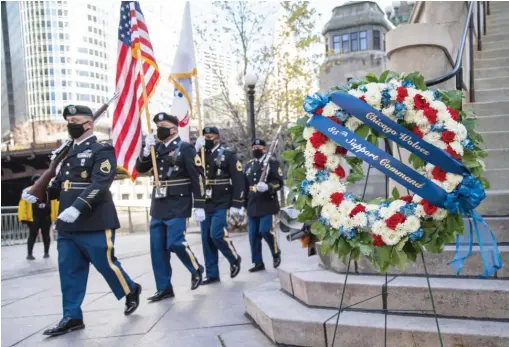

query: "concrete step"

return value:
[317, 244, 509, 277]
[484, 169, 509, 190]
[244, 281, 509, 347]
[483, 33, 509, 44]
[475, 76, 509, 90]
[477, 189, 509, 216]
[475, 67, 509, 79]
[476, 114, 509, 131]
[465, 216, 509, 243]
[281, 266, 509, 319]
[477, 56, 509, 69]
[484, 148, 509, 170]
[464, 100, 509, 116]
[476, 48, 509, 60]
[476, 88, 509, 102]
[479, 130, 509, 148]
[483, 40, 509, 52]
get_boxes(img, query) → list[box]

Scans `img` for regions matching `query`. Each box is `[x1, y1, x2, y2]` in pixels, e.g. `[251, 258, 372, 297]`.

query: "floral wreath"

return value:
[284, 71, 495, 273]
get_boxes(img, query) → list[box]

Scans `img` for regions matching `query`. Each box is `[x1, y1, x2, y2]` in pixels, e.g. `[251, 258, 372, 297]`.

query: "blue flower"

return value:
[380, 201, 390, 208]
[366, 209, 381, 227]
[339, 226, 357, 240]
[336, 110, 350, 122]
[381, 89, 391, 106]
[400, 202, 417, 217]
[402, 80, 416, 88]
[463, 138, 474, 151]
[430, 89, 440, 100]
[358, 84, 368, 93]
[409, 228, 424, 242]
[316, 170, 330, 182]
[431, 122, 445, 132]
[300, 179, 313, 195]
[344, 192, 357, 202]
[320, 216, 330, 227]
[393, 102, 407, 120]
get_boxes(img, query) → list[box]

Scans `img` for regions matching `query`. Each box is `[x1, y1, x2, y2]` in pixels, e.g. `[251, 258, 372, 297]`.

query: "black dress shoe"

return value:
[43, 317, 85, 337]
[202, 277, 220, 285]
[273, 252, 282, 269]
[230, 256, 242, 278]
[26, 254, 35, 260]
[147, 287, 175, 302]
[43, 253, 50, 258]
[191, 265, 204, 290]
[248, 263, 265, 273]
[124, 283, 142, 315]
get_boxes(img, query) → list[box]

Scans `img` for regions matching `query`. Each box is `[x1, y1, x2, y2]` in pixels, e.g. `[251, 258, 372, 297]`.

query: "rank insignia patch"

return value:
[236, 161, 243, 172]
[194, 155, 202, 166]
[81, 170, 88, 178]
[100, 160, 111, 174]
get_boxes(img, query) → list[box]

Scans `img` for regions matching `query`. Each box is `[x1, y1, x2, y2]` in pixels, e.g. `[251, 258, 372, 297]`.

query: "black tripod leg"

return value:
[421, 252, 444, 347]
[330, 252, 352, 347]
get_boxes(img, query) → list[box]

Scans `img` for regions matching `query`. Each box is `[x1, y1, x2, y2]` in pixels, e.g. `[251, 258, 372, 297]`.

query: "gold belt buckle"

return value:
[250, 186, 257, 193]
[63, 180, 70, 192]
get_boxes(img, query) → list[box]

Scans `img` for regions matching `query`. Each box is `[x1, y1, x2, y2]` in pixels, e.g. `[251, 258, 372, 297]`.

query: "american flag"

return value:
[113, 1, 160, 179]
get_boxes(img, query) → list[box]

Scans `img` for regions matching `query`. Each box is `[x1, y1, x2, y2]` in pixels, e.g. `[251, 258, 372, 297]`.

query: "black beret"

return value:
[203, 126, 219, 135]
[153, 112, 178, 126]
[62, 105, 93, 119]
[252, 139, 266, 146]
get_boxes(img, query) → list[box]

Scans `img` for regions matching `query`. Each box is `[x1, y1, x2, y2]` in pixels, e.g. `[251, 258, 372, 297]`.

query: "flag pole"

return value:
[137, 49, 160, 187]
[194, 73, 207, 183]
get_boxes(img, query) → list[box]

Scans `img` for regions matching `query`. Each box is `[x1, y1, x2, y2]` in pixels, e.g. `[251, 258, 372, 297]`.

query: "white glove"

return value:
[230, 207, 245, 217]
[143, 133, 156, 157]
[58, 207, 81, 223]
[22, 188, 38, 204]
[193, 208, 206, 222]
[256, 182, 269, 193]
[195, 136, 206, 152]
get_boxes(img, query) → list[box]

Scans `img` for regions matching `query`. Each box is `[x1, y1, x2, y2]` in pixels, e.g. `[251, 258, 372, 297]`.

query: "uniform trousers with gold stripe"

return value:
[247, 215, 280, 265]
[149, 217, 201, 291]
[57, 230, 135, 320]
[200, 209, 239, 279]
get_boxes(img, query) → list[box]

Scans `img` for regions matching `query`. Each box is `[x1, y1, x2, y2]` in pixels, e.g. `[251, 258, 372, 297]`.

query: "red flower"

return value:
[310, 131, 328, 149]
[335, 146, 348, 155]
[400, 195, 413, 203]
[359, 96, 367, 103]
[396, 86, 408, 103]
[372, 234, 385, 247]
[349, 203, 366, 218]
[441, 130, 456, 143]
[445, 145, 460, 159]
[334, 165, 346, 178]
[431, 166, 447, 182]
[413, 126, 424, 138]
[414, 94, 429, 110]
[330, 192, 344, 206]
[313, 152, 327, 169]
[423, 107, 438, 124]
[315, 107, 323, 115]
[422, 200, 438, 215]
[447, 107, 459, 121]
[328, 116, 342, 125]
[386, 212, 406, 230]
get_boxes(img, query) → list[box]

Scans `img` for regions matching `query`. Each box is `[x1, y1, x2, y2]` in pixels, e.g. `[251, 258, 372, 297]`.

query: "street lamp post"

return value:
[244, 71, 258, 143]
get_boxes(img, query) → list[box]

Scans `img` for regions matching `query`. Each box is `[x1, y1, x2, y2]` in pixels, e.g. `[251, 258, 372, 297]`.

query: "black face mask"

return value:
[157, 127, 172, 141]
[252, 149, 264, 159]
[67, 122, 89, 139]
[205, 139, 216, 150]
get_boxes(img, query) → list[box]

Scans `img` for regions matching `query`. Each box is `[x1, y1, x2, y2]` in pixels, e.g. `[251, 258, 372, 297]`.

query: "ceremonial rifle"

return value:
[260, 125, 283, 183]
[29, 93, 120, 201]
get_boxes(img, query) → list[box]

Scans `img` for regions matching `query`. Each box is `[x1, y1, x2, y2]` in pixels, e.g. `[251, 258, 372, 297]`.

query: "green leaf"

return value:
[359, 244, 374, 257]
[409, 153, 426, 170]
[346, 172, 365, 183]
[296, 116, 309, 127]
[310, 221, 327, 239]
[367, 134, 378, 145]
[358, 231, 373, 243]
[403, 242, 419, 262]
[391, 250, 408, 270]
[395, 237, 408, 251]
[354, 124, 370, 139]
[379, 70, 390, 82]
[337, 237, 353, 258]
[296, 194, 308, 210]
[367, 197, 387, 205]
[365, 73, 378, 82]
[297, 206, 318, 223]
[282, 150, 298, 162]
[391, 187, 400, 200]
[479, 176, 491, 189]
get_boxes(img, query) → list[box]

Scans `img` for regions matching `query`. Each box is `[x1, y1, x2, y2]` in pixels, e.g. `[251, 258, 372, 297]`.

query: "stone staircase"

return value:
[244, 3, 509, 346]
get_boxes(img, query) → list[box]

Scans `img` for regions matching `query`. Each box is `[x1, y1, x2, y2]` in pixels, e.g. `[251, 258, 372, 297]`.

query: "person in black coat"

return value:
[243, 139, 283, 272]
[136, 112, 206, 302]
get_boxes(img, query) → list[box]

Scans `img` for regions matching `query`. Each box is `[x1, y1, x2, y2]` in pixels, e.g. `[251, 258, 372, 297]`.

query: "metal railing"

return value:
[425, 2, 490, 103]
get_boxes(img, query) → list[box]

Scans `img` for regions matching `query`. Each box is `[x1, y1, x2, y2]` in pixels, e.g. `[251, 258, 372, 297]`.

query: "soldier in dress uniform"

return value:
[22, 105, 141, 337]
[194, 126, 243, 285]
[136, 112, 206, 302]
[244, 139, 283, 272]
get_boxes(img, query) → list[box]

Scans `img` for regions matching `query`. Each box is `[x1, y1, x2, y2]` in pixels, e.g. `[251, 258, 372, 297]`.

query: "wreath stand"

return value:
[330, 139, 444, 347]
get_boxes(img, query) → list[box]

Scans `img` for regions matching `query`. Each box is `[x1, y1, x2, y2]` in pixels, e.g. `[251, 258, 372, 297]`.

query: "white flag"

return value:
[169, 1, 196, 142]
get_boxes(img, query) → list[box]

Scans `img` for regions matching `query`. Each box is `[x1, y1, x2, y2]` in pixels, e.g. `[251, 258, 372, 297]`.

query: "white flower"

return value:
[404, 109, 417, 124]
[339, 200, 355, 214]
[366, 204, 380, 212]
[306, 168, 318, 181]
[325, 155, 341, 171]
[389, 200, 406, 213]
[432, 140, 447, 150]
[455, 123, 468, 141]
[422, 91, 435, 103]
[352, 212, 368, 228]
[419, 124, 431, 135]
[322, 203, 338, 220]
[430, 100, 447, 113]
[379, 207, 390, 218]
[303, 126, 314, 140]
[432, 208, 448, 221]
[346, 117, 363, 131]
[309, 182, 321, 197]
[382, 231, 402, 245]
[449, 141, 464, 156]
[424, 131, 441, 143]
[348, 89, 364, 98]
[343, 218, 356, 230]
[329, 217, 341, 229]
[323, 102, 339, 117]
[443, 180, 458, 193]
[446, 172, 463, 187]
[404, 216, 421, 233]
[372, 220, 386, 235]
[415, 204, 426, 218]
[320, 141, 338, 156]
[414, 110, 430, 126]
[437, 110, 451, 123]
[412, 194, 423, 203]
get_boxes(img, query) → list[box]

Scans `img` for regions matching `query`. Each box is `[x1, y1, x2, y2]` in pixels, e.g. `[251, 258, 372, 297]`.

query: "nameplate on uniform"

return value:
[77, 149, 93, 159]
[154, 186, 167, 199]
